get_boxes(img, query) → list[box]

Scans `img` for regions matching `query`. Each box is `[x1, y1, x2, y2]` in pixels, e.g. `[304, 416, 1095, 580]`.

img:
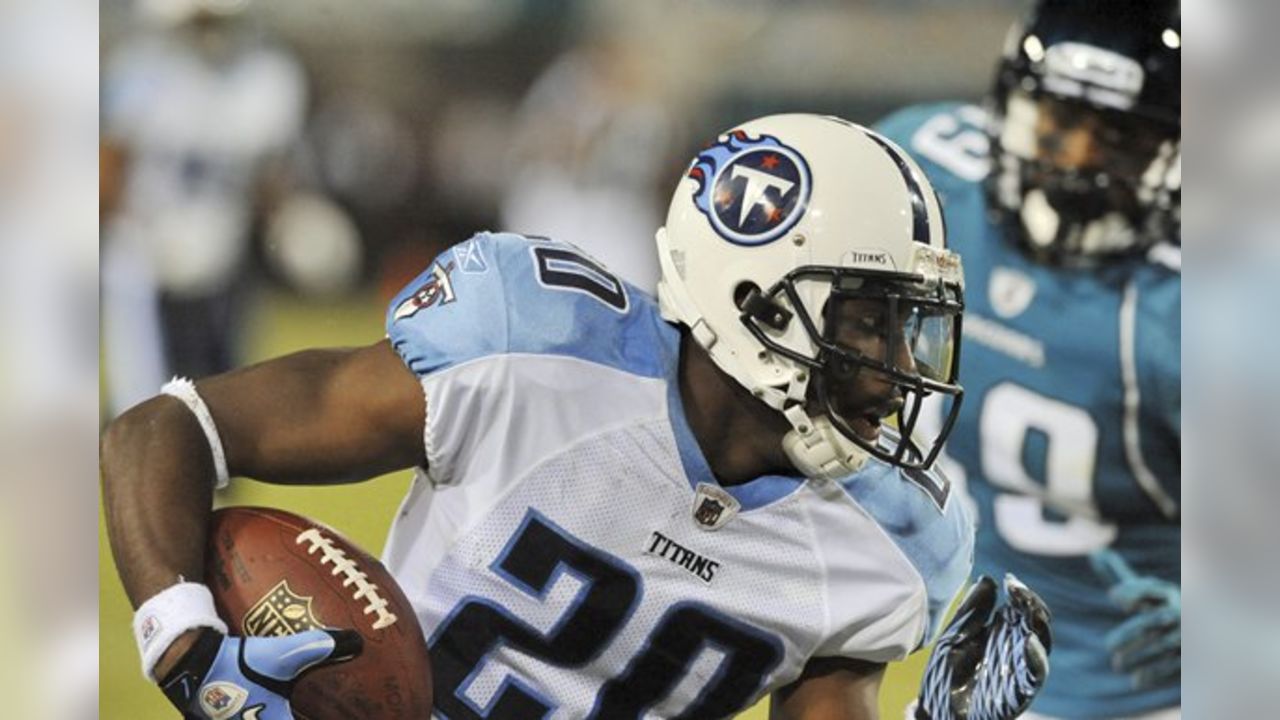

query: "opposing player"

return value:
[103, 114, 1049, 719]
[878, 1, 1180, 718]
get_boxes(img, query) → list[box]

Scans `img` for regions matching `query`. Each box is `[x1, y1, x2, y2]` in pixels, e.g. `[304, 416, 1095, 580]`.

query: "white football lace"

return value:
[296, 528, 398, 630]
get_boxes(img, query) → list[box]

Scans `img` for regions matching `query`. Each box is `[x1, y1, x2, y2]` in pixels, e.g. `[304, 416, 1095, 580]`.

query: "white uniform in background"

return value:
[499, 48, 673, 292]
[101, 25, 305, 411]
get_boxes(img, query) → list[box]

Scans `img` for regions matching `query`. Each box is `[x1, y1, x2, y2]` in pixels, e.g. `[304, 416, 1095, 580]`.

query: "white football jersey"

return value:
[383, 232, 973, 719]
[101, 32, 306, 295]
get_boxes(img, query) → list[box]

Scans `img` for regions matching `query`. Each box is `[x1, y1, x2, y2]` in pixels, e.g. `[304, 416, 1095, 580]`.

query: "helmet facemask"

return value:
[987, 0, 1182, 265]
[656, 113, 965, 479]
[741, 267, 964, 472]
[989, 90, 1181, 264]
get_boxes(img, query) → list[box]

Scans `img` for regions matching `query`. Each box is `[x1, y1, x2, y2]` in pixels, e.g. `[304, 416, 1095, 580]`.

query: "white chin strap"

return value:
[781, 406, 871, 481]
[657, 227, 869, 480]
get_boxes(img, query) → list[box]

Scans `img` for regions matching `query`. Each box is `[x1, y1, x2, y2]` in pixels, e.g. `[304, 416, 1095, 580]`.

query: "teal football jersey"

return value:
[878, 104, 1180, 718]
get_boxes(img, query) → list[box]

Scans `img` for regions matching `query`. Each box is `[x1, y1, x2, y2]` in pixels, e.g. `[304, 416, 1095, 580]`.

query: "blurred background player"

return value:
[498, 23, 682, 292]
[877, 1, 1181, 717]
[100, 0, 309, 414]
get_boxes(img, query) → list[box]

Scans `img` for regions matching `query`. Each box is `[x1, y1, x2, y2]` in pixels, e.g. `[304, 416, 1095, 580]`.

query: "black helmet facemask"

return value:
[742, 268, 964, 471]
[987, 0, 1181, 265]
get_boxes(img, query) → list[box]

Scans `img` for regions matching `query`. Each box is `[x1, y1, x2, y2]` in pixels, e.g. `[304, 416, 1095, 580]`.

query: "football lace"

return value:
[296, 528, 398, 630]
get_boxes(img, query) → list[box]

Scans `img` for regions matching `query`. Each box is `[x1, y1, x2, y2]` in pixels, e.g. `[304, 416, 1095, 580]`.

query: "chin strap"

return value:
[781, 407, 870, 481]
[658, 228, 803, 413]
[659, 226, 865, 480]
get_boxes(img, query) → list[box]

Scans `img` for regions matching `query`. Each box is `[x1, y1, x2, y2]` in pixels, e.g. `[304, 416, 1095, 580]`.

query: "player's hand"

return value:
[914, 574, 1053, 720]
[1090, 548, 1180, 690]
[158, 627, 362, 719]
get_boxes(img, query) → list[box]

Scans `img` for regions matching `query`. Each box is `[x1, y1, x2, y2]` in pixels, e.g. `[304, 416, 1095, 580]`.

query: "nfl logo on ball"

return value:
[243, 580, 323, 637]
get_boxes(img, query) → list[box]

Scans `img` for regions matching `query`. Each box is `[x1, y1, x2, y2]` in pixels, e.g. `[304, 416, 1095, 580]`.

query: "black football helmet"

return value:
[987, 0, 1181, 265]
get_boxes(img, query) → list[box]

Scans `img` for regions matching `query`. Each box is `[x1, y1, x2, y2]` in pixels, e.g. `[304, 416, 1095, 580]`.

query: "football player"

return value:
[101, 0, 307, 414]
[877, 1, 1180, 718]
[103, 114, 1049, 719]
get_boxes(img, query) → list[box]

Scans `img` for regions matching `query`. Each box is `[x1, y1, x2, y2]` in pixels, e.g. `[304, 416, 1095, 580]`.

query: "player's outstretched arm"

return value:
[101, 339, 424, 680]
[770, 657, 885, 720]
[1089, 549, 1180, 690]
[193, 340, 426, 485]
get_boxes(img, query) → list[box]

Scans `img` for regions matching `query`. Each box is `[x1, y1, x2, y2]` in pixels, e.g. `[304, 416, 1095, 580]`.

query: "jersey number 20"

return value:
[431, 511, 782, 719]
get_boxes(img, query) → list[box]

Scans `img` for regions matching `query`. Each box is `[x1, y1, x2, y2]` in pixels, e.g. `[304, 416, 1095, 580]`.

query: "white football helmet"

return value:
[657, 114, 965, 478]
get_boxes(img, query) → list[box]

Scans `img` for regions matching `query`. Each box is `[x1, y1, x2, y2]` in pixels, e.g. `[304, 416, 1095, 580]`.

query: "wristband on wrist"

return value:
[133, 582, 228, 681]
[161, 376, 230, 489]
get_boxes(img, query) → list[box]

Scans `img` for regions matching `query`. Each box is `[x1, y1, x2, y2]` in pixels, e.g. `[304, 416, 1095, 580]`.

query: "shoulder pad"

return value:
[387, 232, 664, 379]
[838, 458, 975, 644]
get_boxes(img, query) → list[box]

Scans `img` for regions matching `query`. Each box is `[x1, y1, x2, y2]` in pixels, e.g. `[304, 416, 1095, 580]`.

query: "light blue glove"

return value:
[1090, 548, 1181, 690]
[916, 574, 1053, 720]
[159, 628, 362, 719]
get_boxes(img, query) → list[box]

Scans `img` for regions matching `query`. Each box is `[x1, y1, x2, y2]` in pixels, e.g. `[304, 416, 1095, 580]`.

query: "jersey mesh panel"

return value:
[421, 418, 823, 717]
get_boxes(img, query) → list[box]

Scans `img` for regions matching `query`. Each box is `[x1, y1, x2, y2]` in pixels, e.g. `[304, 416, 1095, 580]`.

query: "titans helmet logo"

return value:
[687, 130, 811, 246]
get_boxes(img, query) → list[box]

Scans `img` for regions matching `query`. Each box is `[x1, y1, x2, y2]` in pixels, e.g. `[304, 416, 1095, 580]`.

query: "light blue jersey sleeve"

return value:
[840, 461, 975, 647]
[386, 233, 508, 376]
[385, 232, 674, 485]
[386, 231, 666, 380]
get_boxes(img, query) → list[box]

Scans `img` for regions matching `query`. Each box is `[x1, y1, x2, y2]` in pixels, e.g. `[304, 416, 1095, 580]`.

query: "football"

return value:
[205, 506, 433, 719]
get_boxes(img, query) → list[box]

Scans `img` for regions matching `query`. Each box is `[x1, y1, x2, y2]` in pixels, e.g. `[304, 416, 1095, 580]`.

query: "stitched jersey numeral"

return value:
[532, 245, 628, 312]
[980, 382, 1117, 556]
[431, 511, 783, 718]
[909, 105, 990, 182]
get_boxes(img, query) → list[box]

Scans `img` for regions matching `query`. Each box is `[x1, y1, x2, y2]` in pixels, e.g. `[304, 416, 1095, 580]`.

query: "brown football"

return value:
[204, 506, 432, 719]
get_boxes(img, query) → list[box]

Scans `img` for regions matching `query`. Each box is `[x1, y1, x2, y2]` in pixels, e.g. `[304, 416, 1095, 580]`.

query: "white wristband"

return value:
[161, 377, 230, 489]
[133, 582, 228, 681]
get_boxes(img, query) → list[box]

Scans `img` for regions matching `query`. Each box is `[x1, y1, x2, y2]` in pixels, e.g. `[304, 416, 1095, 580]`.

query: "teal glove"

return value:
[1090, 549, 1181, 690]
[159, 628, 361, 719]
